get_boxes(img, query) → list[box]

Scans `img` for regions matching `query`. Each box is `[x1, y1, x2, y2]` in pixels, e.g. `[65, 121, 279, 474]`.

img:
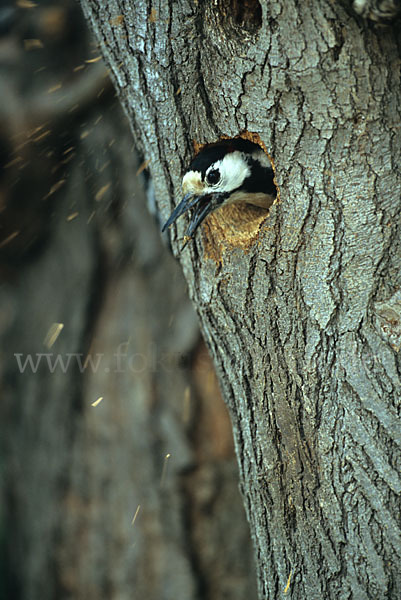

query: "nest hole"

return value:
[216, 0, 262, 35]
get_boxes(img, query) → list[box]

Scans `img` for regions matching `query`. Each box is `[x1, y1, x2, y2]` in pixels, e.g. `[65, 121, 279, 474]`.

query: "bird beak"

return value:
[162, 192, 227, 241]
[161, 193, 199, 232]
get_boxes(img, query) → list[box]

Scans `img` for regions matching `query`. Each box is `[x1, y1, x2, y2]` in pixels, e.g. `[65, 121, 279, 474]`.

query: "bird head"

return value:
[162, 138, 276, 247]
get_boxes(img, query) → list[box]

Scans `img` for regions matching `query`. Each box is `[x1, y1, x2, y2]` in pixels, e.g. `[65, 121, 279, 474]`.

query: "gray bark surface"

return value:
[80, 0, 401, 598]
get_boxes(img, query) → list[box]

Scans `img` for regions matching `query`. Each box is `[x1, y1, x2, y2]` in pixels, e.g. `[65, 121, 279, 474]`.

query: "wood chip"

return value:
[91, 397, 103, 407]
[44, 323, 64, 348]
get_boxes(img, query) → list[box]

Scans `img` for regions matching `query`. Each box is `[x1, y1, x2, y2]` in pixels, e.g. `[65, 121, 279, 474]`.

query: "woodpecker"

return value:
[162, 138, 276, 247]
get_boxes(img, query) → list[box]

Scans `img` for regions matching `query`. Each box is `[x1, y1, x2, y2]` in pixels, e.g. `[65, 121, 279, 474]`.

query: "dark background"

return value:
[0, 2, 256, 599]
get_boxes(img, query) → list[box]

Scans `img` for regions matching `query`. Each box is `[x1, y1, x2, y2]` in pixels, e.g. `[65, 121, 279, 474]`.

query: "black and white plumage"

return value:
[162, 138, 276, 247]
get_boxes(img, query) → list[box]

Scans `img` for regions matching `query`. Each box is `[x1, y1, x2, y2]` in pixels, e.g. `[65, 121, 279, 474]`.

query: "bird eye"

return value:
[206, 169, 220, 185]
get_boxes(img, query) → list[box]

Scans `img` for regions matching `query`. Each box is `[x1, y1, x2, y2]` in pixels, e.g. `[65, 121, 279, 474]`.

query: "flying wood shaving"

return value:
[32, 130, 51, 142]
[181, 236, 191, 251]
[24, 39, 43, 50]
[4, 157, 23, 169]
[0, 231, 20, 248]
[17, 0, 36, 6]
[28, 124, 47, 137]
[47, 83, 62, 93]
[95, 183, 111, 201]
[131, 505, 141, 526]
[46, 179, 66, 197]
[160, 453, 171, 487]
[44, 323, 64, 348]
[284, 569, 292, 594]
[91, 397, 103, 407]
[136, 159, 150, 175]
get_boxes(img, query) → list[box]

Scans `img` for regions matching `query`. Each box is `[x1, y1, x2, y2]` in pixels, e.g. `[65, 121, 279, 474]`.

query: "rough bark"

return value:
[78, 1, 401, 598]
[0, 3, 256, 599]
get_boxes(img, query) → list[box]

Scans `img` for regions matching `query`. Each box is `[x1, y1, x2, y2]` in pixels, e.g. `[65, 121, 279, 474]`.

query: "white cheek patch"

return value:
[182, 150, 252, 196]
[205, 151, 250, 194]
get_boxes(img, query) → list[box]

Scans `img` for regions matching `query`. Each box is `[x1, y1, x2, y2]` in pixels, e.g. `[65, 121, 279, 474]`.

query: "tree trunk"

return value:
[78, 1, 401, 598]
